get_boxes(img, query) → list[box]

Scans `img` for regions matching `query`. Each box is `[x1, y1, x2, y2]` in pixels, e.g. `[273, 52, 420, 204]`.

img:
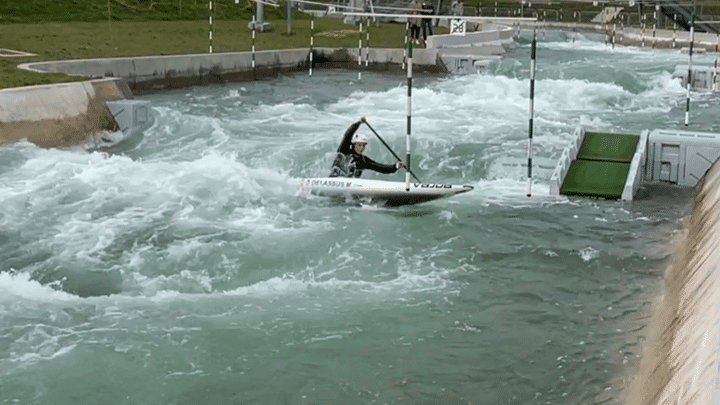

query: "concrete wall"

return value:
[0, 78, 133, 148]
[521, 22, 720, 51]
[427, 24, 515, 49]
[625, 157, 720, 405]
[19, 48, 445, 94]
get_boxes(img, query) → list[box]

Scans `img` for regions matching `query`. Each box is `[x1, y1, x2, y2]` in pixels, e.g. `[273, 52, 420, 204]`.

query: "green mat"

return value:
[560, 160, 630, 199]
[576, 132, 640, 163]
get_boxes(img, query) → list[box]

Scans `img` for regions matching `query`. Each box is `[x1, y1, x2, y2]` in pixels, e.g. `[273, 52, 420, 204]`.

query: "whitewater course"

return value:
[2, 20, 720, 405]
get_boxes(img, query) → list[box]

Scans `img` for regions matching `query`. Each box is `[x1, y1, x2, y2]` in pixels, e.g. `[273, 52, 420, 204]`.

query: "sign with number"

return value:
[450, 19, 466, 36]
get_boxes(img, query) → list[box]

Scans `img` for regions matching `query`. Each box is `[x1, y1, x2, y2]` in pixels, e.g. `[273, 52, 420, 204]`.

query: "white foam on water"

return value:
[1, 35, 703, 308]
[12, 344, 78, 366]
[0, 272, 76, 302]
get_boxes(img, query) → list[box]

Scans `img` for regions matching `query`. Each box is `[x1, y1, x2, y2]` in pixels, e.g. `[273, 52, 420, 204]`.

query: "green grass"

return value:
[0, 0, 421, 89]
[0, 17, 427, 89]
[2, 0, 719, 89]
[0, 0, 260, 23]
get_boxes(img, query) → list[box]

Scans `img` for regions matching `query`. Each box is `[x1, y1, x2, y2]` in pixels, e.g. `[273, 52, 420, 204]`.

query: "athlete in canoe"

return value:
[329, 117, 405, 178]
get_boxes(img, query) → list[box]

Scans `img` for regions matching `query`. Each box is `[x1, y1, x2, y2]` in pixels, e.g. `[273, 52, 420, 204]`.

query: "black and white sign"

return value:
[450, 19, 466, 36]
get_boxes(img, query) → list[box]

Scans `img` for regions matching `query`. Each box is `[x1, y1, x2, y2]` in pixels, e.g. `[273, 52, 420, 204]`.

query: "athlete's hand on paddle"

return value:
[361, 118, 422, 182]
[396, 160, 405, 170]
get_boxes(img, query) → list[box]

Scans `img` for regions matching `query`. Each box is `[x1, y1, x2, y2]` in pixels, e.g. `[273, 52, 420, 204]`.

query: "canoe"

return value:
[300, 177, 474, 206]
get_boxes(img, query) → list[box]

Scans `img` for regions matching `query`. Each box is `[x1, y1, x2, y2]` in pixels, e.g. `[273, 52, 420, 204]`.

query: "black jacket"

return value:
[329, 121, 399, 178]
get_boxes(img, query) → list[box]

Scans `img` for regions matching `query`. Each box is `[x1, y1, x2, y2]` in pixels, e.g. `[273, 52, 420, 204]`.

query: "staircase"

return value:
[638, 1, 718, 34]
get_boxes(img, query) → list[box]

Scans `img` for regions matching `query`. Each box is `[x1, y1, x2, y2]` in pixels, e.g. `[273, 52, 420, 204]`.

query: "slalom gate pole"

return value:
[358, 21, 363, 80]
[309, 15, 314, 76]
[364, 121, 422, 183]
[406, 38, 414, 190]
[641, 14, 645, 48]
[573, 12, 577, 45]
[209, 0, 214, 53]
[652, 6, 657, 51]
[685, 21, 694, 126]
[403, 21, 408, 70]
[252, 15, 256, 77]
[527, 29, 537, 197]
[604, 21, 608, 48]
[365, 22, 370, 68]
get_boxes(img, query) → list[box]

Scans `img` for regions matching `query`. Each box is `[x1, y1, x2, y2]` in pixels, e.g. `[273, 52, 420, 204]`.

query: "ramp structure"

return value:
[550, 128, 648, 200]
[561, 132, 639, 198]
[551, 127, 720, 200]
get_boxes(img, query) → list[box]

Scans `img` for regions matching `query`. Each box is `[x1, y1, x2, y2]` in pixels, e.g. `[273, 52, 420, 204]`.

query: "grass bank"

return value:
[0, 16, 436, 89]
[4, 0, 718, 89]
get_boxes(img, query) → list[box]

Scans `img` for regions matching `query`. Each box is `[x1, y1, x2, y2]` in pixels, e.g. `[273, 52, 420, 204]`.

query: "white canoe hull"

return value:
[300, 177, 473, 206]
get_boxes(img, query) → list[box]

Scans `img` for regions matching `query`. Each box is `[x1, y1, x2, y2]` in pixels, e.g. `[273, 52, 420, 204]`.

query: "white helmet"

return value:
[352, 134, 368, 144]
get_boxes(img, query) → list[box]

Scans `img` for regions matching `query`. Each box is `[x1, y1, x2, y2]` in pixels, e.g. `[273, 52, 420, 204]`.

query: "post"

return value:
[652, 5, 657, 51]
[406, 39, 413, 191]
[287, 0, 293, 34]
[252, 15, 256, 76]
[673, 14, 677, 48]
[365, 23, 370, 68]
[309, 15, 314, 76]
[641, 13, 645, 48]
[604, 21, 609, 48]
[527, 29, 536, 197]
[685, 22, 694, 126]
[256, 0, 265, 28]
[358, 21, 363, 80]
[208, 0, 214, 53]
[573, 11, 577, 45]
[403, 21, 409, 70]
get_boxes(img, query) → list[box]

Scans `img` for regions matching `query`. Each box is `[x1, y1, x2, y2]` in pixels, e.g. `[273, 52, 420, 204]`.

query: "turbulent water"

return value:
[2, 31, 719, 404]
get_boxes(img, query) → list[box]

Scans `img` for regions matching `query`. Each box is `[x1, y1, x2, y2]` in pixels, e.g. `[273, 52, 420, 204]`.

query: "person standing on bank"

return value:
[329, 117, 405, 178]
[420, 1, 434, 44]
[409, 0, 422, 45]
[451, 0, 463, 16]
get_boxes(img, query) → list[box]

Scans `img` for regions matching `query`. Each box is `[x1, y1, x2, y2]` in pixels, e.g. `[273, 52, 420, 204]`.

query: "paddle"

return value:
[363, 121, 423, 183]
